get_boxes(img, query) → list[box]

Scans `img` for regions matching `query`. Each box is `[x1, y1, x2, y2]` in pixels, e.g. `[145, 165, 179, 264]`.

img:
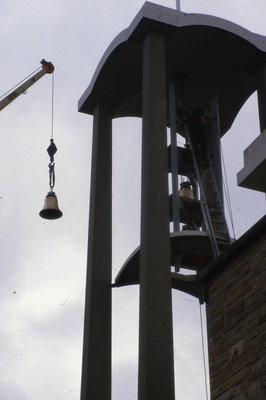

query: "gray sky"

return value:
[0, 1, 265, 399]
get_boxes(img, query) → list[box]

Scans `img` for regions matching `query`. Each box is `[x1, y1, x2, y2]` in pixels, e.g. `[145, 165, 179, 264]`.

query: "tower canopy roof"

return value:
[78, 1, 266, 136]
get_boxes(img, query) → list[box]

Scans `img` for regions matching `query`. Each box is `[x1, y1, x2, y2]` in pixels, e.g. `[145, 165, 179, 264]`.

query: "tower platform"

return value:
[114, 230, 230, 299]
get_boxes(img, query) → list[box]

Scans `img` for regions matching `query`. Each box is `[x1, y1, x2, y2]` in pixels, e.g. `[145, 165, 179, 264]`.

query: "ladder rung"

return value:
[206, 200, 218, 206]
[216, 239, 231, 246]
[216, 235, 230, 242]
[209, 212, 224, 218]
[215, 231, 230, 238]
[206, 197, 219, 202]
[209, 208, 223, 214]
[205, 188, 217, 193]
[211, 219, 225, 224]
[201, 179, 215, 184]
[207, 202, 219, 208]
[214, 230, 229, 237]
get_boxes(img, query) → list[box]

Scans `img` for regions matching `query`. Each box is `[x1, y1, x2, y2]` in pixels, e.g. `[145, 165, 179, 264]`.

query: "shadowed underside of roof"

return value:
[79, 2, 266, 136]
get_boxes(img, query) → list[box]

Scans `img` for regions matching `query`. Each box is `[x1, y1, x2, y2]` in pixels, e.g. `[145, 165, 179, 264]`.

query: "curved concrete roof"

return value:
[79, 1, 266, 136]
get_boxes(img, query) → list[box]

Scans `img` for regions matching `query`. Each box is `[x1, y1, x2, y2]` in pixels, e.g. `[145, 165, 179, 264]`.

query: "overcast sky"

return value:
[0, 1, 265, 399]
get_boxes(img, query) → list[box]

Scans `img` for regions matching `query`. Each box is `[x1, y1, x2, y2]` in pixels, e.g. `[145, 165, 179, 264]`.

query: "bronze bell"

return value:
[39, 191, 63, 220]
[179, 181, 194, 199]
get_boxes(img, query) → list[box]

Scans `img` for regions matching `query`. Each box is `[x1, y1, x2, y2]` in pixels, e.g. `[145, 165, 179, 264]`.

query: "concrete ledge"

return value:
[237, 131, 266, 192]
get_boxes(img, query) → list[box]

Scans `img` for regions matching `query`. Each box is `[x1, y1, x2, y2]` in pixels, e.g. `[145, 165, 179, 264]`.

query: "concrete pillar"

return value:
[138, 31, 175, 400]
[80, 103, 112, 400]
[257, 63, 266, 133]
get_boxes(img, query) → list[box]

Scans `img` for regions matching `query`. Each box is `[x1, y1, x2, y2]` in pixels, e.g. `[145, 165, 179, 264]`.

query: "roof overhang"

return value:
[79, 2, 266, 136]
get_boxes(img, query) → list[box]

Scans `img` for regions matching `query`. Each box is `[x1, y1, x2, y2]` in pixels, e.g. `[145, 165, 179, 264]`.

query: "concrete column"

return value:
[138, 31, 175, 400]
[257, 63, 266, 133]
[80, 103, 112, 400]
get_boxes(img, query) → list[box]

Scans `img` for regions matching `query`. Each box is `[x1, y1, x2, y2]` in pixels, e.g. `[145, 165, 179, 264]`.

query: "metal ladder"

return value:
[185, 127, 232, 258]
[168, 84, 231, 259]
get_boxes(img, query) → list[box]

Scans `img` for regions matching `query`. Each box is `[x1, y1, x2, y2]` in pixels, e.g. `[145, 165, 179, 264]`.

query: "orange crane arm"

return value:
[0, 59, 54, 111]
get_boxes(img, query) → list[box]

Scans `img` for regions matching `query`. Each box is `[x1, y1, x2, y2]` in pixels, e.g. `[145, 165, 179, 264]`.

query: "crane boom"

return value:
[0, 59, 54, 112]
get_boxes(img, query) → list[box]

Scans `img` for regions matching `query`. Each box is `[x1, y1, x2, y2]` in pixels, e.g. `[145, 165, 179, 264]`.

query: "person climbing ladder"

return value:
[186, 107, 208, 161]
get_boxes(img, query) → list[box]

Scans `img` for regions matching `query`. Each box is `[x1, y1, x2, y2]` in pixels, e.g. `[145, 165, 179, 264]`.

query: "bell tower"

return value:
[78, 3, 266, 399]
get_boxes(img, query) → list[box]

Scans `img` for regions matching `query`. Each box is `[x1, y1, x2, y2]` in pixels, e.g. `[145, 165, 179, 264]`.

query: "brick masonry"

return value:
[206, 231, 266, 400]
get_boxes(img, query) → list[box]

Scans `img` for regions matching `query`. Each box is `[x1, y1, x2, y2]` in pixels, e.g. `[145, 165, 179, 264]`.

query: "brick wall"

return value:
[206, 232, 266, 400]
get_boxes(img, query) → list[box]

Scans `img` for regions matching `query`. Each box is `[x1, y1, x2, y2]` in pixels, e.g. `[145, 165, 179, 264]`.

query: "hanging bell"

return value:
[179, 181, 194, 199]
[39, 191, 63, 220]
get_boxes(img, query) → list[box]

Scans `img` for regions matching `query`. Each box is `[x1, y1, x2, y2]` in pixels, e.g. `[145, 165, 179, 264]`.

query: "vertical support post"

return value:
[169, 82, 180, 233]
[138, 31, 175, 400]
[211, 96, 223, 205]
[257, 63, 266, 133]
[80, 103, 112, 400]
[176, 0, 181, 11]
[169, 82, 181, 271]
